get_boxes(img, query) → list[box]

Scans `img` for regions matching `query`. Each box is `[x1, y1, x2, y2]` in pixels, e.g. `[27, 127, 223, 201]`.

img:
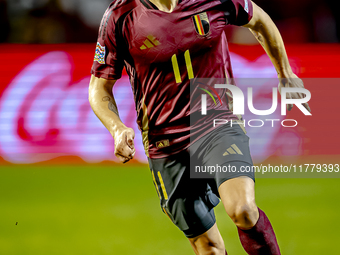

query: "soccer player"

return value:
[89, 0, 310, 254]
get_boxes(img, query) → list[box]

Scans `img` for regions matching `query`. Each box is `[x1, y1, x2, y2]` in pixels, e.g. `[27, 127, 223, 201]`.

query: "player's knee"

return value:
[190, 227, 225, 255]
[202, 246, 225, 255]
[196, 242, 225, 255]
[228, 202, 258, 229]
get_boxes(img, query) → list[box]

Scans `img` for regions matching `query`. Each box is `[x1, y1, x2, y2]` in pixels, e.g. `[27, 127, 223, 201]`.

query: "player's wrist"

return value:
[277, 68, 294, 79]
[109, 122, 127, 138]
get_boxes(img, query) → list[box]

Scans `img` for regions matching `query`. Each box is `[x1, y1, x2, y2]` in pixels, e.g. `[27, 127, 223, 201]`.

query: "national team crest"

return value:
[192, 12, 210, 36]
[94, 42, 106, 64]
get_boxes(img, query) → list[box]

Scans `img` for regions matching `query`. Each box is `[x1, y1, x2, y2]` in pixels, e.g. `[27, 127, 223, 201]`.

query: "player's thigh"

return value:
[188, 223, 225, 255]
[198, 123, 255, 186]
[197, 123, 258, 228]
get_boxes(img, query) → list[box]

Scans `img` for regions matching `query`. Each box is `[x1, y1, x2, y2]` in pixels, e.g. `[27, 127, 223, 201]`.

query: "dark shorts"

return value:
[148, 123, 254, 238]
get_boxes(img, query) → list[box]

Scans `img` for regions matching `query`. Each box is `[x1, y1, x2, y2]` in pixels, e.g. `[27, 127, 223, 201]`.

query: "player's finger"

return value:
[116, 149, 132, 163]
[277, 81, 284, 94]
[116, 153, 129, 163]
[303, 102, 311, 113]
[286, 92, 293, 111]
[116, 145, 134, 160]
[125, 131, 135, 150]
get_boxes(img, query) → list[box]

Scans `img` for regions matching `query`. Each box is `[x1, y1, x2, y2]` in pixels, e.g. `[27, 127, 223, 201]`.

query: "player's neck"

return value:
[149, 0, 178, 13]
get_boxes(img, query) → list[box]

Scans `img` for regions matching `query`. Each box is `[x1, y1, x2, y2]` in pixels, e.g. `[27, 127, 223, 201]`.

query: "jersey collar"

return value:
[140, 0, 182, 10]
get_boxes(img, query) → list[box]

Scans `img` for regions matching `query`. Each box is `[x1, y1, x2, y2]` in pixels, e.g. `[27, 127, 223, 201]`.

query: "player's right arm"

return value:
[89, 75, 135, 163]
[89, 2, 137, 163]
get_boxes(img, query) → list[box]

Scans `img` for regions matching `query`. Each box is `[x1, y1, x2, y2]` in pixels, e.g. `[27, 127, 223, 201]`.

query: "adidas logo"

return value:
[223, 144, 243, 156]
[140, 35, 160, 50]
[156, 139, 170, 148]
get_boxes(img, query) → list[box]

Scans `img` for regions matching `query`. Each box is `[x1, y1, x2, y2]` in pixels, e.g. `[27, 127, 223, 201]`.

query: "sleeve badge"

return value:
[94, 42, 106, 64]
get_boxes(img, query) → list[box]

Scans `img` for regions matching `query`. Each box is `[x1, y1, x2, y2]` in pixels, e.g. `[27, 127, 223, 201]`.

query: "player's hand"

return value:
[278, 73, 311, 113]
[113, 127, 135, 163]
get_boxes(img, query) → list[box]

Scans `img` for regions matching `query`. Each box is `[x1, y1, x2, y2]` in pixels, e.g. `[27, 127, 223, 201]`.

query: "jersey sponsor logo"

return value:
[192, 12, 210, 36]
[223, 144, 243, 156]
[94, 42, 106, 64]
[244, 0, 249, 13]
[140, 35, 160, 50]
[156, 139, 170, 148]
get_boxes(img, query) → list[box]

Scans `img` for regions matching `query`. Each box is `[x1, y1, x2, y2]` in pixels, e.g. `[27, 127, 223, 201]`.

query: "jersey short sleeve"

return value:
[91, 6, 125, 80]
[220, 0, 253, 26]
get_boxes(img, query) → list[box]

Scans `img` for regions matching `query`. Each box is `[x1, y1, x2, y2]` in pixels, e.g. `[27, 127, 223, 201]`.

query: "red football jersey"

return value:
[91, 0, 253, 158]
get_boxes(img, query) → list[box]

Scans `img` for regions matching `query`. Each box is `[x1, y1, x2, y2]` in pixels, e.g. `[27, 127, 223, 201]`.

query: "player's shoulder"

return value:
[108, 0, 137, 11]
[105, 0, 138, 22]
[98, 0, 138, 40]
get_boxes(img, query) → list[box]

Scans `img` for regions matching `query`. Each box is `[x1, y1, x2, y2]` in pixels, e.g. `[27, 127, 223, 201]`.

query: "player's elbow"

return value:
[88, 75, 104, 104]
[88, 76, 103, 111]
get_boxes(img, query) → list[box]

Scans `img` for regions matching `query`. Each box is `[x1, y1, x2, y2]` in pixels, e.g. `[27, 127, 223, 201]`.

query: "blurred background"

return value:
[0, 0, 340, 254]
[1, 0, 339, 43]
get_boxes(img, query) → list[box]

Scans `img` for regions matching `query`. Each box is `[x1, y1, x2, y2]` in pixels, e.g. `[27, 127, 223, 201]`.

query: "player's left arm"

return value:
[243, 1, 311, 112]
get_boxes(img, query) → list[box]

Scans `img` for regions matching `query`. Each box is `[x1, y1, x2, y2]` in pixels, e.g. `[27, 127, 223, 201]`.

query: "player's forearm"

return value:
[245, 3, 292, 78]
[88, 75, 126, 136]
